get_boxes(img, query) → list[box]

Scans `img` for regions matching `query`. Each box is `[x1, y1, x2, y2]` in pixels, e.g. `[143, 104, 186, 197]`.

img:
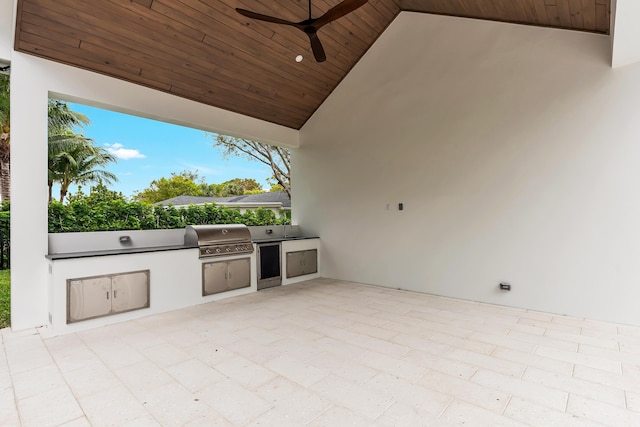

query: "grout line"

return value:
[436, 397, 455, 419]
[625, 390, 630, 410]
[518, 364, 526, 380]
[500, 395, 513, 415]
[0, 333, 22, 426]
[372, 398, 397, 423]
[304, 403, 336, 425]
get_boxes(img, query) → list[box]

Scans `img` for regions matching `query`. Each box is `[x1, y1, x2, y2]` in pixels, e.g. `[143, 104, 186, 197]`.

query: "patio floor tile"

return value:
[17, 386, 83, 427]
[76, 384, 152, 426]
[1, 278, 640, 425]
[0, 386, 20, 426]
[504, 396, 604, 427]
[195, 379, 272, 425]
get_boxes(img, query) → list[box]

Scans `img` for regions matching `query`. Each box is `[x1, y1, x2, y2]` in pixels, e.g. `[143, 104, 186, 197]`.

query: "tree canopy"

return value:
[133, 171, 204, 204]
[200, 178, 263, 197]
[134, 172, 270, 204]
[211, 135, 291, 198]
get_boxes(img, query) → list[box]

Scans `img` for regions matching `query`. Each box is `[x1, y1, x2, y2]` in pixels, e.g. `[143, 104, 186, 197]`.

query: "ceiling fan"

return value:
[236, 0, 369, 63]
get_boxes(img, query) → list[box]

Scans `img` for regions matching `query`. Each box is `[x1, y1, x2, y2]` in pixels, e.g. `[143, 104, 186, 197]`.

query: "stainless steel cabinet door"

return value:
[286, 250, 317, 278]
[111, 271, 150, 313]
[303, 249, 318, 275]
[67, 277, 112, 322]
[286, 251, 305, 278]
[227, 258, 251, 291]
[203, 261, 229, 296]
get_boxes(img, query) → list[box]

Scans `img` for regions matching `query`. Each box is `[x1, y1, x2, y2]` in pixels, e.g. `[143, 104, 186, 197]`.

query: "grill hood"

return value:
[185, 224, 252, 247]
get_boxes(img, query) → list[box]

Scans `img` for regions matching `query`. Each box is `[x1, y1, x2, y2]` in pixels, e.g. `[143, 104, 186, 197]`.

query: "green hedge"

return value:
[46, 200, 289, 233]
[0, 201, 8, 235]
[0, 198, 291, 234]
[0, 270, 9, 328]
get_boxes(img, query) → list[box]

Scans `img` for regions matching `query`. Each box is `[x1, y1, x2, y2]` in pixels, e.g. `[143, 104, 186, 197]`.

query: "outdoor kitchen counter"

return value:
[46, 244, 191, 260]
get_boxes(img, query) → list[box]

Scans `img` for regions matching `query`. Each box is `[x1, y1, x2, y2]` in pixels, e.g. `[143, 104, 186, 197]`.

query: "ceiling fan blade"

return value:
[236, 8, 298, 26]
[314, 0, 369, 29]
[307, 32, 327, 62]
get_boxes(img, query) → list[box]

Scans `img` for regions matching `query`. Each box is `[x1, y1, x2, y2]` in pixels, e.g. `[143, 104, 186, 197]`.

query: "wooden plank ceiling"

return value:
[14, 0, 610, 130]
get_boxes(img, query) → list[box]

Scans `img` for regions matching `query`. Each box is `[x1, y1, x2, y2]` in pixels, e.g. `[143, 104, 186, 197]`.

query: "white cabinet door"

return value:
[111, 271, 150, 313]
[68, 277, 112, 322]
[203, 261, 229, 295]
[227, 258, 251, 291]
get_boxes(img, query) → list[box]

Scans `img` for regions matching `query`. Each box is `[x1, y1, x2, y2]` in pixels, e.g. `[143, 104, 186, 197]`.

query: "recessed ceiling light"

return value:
[295, 55, 303, 63]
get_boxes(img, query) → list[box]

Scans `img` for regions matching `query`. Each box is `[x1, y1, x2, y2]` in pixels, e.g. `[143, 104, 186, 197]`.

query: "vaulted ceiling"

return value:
[14, 0, 610, 130]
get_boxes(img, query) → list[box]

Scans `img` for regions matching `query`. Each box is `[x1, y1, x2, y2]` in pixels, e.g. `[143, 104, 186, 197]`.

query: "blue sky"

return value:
[52, 102, 273, 199]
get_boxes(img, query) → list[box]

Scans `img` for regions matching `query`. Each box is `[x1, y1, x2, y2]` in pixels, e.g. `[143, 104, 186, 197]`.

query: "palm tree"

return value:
[0, 75, 10, 201]
[48, 134, 117, 203]
[0, 94, 95, 202]
[48, 131, 91, 202]
[48, 100, 90, 133]
[0, 94, 101, 202]
[46, 100, 117, 203]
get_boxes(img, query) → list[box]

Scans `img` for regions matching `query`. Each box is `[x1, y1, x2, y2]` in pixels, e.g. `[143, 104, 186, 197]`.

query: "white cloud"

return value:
[104, 143, 146, 160]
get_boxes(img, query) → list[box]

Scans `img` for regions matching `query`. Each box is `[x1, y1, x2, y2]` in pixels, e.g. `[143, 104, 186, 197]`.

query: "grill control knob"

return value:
[226, 247, 231, 252]
[215, 248, 221, 253]
[205, 248, 211, 254]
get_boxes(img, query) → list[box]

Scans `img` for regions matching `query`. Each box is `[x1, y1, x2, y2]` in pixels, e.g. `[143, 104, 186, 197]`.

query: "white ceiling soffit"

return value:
[611, 0, 640, 68]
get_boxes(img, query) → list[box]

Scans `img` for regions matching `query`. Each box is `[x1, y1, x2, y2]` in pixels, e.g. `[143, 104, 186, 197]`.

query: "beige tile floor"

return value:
[2, 278, 640, 426]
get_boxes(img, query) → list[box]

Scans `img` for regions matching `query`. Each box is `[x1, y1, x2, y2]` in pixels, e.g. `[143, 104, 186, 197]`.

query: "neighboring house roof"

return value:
[156, 192, 291, 208]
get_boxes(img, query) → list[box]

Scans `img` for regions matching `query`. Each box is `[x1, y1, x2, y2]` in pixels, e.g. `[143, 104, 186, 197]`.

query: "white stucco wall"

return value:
[0, 0, 13, 61]
[10, 52, 298, 330]
[611, 0, 640, 67]
[296, 12, 640, 326]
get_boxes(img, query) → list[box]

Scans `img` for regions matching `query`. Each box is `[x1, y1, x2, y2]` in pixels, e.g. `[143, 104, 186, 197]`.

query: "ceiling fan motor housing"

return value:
[236, 0, 369, 62]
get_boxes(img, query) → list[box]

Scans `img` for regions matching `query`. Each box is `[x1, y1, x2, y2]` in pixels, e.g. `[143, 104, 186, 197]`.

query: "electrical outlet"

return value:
[499, 282, 511, 291]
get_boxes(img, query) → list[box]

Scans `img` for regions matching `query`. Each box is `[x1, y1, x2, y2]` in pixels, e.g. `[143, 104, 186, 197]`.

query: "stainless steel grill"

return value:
[184, 224, 254, 258]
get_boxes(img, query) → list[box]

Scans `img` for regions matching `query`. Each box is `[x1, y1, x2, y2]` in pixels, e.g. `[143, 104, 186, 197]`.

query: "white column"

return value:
[611, 0, 640, 67]
[10, 53, 50, 329]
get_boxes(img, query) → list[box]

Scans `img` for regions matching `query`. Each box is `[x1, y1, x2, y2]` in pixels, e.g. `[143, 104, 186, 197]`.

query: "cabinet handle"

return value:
[229, 271, 232, 278]
[113, 290, 117, 299]
[106, 291, 109, 300]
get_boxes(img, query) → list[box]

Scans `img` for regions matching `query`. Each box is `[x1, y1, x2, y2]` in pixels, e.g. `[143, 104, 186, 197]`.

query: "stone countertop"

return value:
[46, 236, 320, 260]
[46, 244, 193, 260]
[252, 236, 320, 244]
